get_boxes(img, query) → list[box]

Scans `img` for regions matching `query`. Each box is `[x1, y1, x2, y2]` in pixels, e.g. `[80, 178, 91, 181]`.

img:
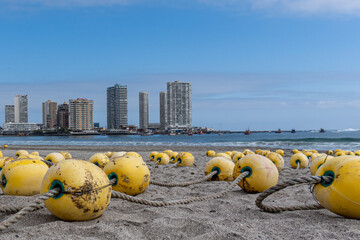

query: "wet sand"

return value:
[0, 145, 358, 240]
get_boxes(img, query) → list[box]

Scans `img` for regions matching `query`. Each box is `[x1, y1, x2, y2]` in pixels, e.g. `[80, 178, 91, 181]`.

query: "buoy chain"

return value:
[150, 171, 217, 187]
[111, 171, 250, 207]
[255, 175, 333, 213]
[0, 188, 60, 231]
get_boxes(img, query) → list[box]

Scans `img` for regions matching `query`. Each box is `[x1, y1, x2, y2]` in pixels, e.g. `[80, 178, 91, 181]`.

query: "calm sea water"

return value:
[1, 129, 360, 150]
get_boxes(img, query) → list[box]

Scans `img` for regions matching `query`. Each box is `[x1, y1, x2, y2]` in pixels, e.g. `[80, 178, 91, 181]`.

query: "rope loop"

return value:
[255, 175, 334, 213]
[111, 171, 250, 207]
[150, 171, 217, 187]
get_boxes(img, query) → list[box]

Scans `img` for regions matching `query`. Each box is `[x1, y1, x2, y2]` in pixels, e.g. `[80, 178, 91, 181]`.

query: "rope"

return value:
[150, 171, 217, 187]
[296, 162, 300, 170]
[111, 171, 250, 207]
[255, 175, 333, 213]
[0, 188, 60, 231]
[0, 204, 44, 213]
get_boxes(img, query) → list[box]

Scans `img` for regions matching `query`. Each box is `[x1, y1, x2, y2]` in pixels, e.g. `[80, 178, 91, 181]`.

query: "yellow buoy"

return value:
[303, 151, 313, 160]
[255, 149, 263, 155]
[18, 154, 44, 160]
[163, 150, 173, 155]
[103, 156, 150, 196]
[266, 152, 284, 171]
[124, 152, 143, 160]
[225, 151, 233, 157]
[231, 151, 238, 157]
[215, 153, 232, 160]
[243, 150, 255, 155]
[0, 151, 2, 158]
[30, 151, 40, 156]
[45, 152, 65, 163]
[89, 153, 109, 169]
[292, 149, 300, 154]
[311, 149, 318, 153]
[0, 157, 15, 171]
[3, 145, 8, 149]
[354, 150, 360, 156]
[232, 152, 244, 163]
[204, 157, 235, 181]
[327, 150, 334, 156]
[233, 154, 278, 193]
[290, 153, 309, 169]
[15, 150, 29, 158]
[169, 152, 179, 163]
[149, 151, 159, 161]
[41, 160, 111, 221]
[334, 151, 346, 157]
[334, 149, 343, 153]
[206, 150, 216, 157]
[155, 153, 170, 165]
[1, 159, 49, 196]
[310, 153, 322, 162]
[176, 152, 194, 167]
[104, 151, 113, 158]
[310, 155, 334, 175]
[110, 152, 127, 160]
[346, 150, 355, 156]
[314, 156, 360, 219]
[275, 149, 284, 156]
[261, 150, 270, 156]
[60, 151, 72, 159]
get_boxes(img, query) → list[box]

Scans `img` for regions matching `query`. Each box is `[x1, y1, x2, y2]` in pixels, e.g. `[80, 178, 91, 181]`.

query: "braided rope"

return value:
[150, 171, 217, 187]
[0, 204, 44, 213]
[296, 162, 300, 170]
[255, 175, 333, 213]
[111, 171, 249, 207]
[0, 188, 60, 231]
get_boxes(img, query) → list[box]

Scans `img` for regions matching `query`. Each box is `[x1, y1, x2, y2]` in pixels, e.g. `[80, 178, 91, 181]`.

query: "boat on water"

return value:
[320, 128, 325, 133]
[275, 129, 282, 134]
[291, 129, 296, 133]
[169, 131, 176, 136]
[244, 129, 251, 135]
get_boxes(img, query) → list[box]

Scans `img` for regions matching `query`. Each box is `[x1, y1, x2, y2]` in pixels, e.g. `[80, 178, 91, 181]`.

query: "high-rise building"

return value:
[42, 100, 57, 128]
[14, 95, 28, 123]
[69, 98, 94, 131]
[5, 105, 15, 123]
[139, 92, 149, 130]
[167, 81, 192, 129]
[159, 92, 167, 130]
[57, 102, 69, 129]
[107, 84, 128, 129]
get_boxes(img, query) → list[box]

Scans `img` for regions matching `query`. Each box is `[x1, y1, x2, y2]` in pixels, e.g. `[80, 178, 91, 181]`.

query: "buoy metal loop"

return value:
[108, 173, 119, 186]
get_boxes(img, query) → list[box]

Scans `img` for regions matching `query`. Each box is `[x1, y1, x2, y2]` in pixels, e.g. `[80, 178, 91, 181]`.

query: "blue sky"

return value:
[1, 0, 360, 130]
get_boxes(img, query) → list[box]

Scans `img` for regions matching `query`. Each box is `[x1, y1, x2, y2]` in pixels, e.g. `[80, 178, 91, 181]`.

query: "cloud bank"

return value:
[2, 0, 360, 15]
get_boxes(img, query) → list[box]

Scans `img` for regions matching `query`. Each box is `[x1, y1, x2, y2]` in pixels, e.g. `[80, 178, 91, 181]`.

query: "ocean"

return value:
[1, 129, 360, 150]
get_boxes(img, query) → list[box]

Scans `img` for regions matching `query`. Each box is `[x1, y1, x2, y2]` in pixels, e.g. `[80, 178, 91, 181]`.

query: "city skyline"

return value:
[1, 2, 360, 130]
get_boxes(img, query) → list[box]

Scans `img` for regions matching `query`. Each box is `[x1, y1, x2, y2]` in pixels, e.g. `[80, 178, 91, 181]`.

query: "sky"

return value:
[1, 0, 360, 131]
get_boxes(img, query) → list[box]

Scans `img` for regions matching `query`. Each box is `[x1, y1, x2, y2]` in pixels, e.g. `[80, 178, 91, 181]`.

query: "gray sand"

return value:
[0, 145, 358, 240]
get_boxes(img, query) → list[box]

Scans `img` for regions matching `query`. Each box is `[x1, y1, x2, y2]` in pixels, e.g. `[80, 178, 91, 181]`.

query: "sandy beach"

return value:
[0, 145, 358, 240]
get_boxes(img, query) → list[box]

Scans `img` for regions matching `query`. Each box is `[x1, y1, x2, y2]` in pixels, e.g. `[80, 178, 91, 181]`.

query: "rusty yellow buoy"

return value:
[124, 152, 143, 160]
[15, 150, 29, 158]
[169, 152, 179, 163]
[233, 154, 278, 193]
[110, 152, 127, 160]
[310, 155, 334, 175]
[163, 150, 173, 155]
[89, 153, 109, 169]
[41, 160, 111, 221]
[215, 153, 232, 160]
[1, 159, 49, 196]
[149, 151, 159, 161]
[0, 157, 15, 171]
[103, 156, 150, 196]
[275, 149, 284, 156]
[266, 152, 284, 171]
[232, 152, 244, 164]
[314, 156, 360, 219]
[3, 144, 8, 149]
[206, 150, 216, 157]
[60, 151, 72, 159]
[290, 153, 309, 169]
[204, 157, 235, 181]
[44, 152, 65, 163]
[175, 152, 194, 167]
[155, 153, 170, 165]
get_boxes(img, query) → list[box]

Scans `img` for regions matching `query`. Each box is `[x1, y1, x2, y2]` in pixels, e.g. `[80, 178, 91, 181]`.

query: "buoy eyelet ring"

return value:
[241, 166, 253, 178]
[295, 160, 301, 165]
[321, 171, 335, 187]
[108, 172, 119, 186]
[50, 180, 65, 199]
[178, 158, 182, 164]
[93, 162, 100, 167]
[317, 163, 323, 169]
[1, 174, 7, 188]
